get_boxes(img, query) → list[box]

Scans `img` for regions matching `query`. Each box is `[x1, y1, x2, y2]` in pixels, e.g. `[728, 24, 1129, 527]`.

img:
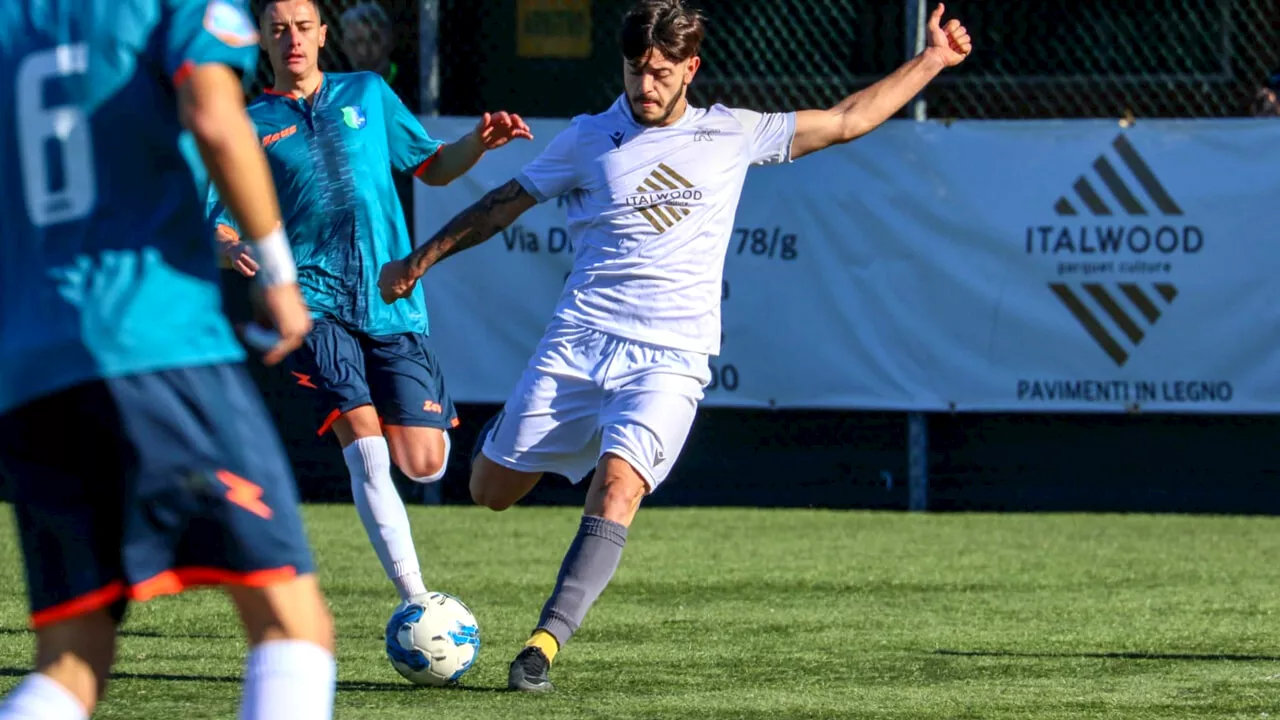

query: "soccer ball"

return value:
[384, 591, 481, 686]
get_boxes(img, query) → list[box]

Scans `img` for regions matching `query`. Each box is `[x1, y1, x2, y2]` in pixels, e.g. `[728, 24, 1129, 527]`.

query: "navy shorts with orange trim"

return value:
[0, 364, 314, 629]
[283, 317, 459, 435]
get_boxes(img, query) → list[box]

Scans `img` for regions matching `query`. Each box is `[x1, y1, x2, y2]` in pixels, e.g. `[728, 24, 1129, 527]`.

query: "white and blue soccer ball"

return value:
[384, 591, 481, 686]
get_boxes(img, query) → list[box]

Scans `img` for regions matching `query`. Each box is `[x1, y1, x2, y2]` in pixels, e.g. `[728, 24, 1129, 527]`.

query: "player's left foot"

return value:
[507, 646, 554, 693]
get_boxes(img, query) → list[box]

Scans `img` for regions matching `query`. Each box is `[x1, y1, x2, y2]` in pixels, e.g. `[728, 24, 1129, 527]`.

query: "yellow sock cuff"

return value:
[526, 629, 560, 664]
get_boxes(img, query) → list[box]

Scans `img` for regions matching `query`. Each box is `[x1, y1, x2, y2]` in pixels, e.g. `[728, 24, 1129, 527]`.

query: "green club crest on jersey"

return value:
[342, 106, 367, 130]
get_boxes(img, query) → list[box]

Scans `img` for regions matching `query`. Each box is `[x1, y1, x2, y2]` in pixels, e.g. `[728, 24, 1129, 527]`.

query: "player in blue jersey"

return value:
[208, 0, 532, 608]
[0, 1, 335, 719]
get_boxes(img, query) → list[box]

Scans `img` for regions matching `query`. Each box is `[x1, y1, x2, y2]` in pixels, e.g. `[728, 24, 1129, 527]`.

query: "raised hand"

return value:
[473, 111, 534, 150]
[927, 3, 972, 67]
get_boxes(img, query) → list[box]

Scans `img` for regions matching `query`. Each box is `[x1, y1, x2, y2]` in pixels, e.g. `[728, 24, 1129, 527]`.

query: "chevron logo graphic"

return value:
[1054, 135, 1183, 218]
[1050, 282, 1178, 367]
[629, 163, 700, 234]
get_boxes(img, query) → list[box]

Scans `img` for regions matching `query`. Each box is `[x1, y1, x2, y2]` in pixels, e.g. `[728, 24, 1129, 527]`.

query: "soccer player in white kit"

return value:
[378, 0, 971, 692]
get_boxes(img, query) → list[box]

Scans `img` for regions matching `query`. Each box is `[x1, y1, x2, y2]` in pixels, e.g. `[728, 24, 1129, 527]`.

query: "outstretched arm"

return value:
[378, 179, 537, 303]
[790, 3, 971, 160]
[378, 74, 532, 186]
[417, 112, 533, 186]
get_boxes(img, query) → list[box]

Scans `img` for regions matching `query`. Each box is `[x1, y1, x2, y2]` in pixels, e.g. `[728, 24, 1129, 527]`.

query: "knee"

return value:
[399, 454, 446, 482]
[310, 605, 337, 655]
[470, 471, 514, 511]
[296, 587, 336, 654]
[389, 433, 449, 483]
[232, 576, 336, 654]
[33, 610, 118, 708]
[282, 602, 335, 655]
[285, 600, 336, 655]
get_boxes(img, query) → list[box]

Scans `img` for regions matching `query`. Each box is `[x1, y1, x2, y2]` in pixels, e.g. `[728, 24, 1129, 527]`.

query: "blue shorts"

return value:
[0, 364, 314, 630]
[283, 317, 459, 435]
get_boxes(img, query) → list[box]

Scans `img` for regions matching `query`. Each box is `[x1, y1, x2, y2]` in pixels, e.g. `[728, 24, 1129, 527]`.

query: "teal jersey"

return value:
[0, 0, 260, 416]
[208, 72, 443, 336]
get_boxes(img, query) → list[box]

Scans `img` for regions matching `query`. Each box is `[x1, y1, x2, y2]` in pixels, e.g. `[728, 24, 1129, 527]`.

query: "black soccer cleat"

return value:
[508, 646, 555, 693]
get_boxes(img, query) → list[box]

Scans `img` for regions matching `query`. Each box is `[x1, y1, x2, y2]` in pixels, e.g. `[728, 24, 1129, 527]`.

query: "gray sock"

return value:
[536, 515, 629, 647]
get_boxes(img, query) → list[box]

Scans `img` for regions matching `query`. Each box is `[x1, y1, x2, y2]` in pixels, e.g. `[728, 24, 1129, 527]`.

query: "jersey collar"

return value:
[263, 73, 327, 104]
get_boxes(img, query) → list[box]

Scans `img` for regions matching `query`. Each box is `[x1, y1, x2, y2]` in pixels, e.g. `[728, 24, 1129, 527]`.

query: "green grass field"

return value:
[2, 505, 1280, 719]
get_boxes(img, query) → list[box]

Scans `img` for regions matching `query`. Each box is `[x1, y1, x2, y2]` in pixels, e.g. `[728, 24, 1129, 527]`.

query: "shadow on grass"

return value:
[934, 649, 1280, 662]
[0, 666, 508, 693]
[0, 628, 235, 640]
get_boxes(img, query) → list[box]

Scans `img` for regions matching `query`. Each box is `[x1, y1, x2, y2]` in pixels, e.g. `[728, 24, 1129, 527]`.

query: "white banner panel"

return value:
[415, 116, 1280, 413]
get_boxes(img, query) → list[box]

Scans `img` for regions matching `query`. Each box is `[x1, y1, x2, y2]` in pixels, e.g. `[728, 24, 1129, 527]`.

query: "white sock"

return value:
[344, 437, 428, 600]
[405, 431, 450, 484]
[0, 673, 87, 720]
[239, 640, 335, 720]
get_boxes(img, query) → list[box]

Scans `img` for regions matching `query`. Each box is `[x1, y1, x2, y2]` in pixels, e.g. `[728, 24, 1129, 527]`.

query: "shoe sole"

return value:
[507, 673, 555, 693]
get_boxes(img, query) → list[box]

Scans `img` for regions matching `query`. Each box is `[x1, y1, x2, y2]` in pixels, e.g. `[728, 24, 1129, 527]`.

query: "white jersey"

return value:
[515, 95, 796, 356]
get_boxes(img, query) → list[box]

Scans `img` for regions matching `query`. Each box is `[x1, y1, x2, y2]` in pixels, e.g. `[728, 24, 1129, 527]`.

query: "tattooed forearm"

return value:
[406, 179, 535, 277]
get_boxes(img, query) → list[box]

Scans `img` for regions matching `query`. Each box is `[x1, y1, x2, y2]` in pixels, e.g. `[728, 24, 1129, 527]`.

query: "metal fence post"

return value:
[905, 0, 929, 512]
[419, 0, 440, 117]
[906, 0, 928, 121]
[907, 412, 929, 512]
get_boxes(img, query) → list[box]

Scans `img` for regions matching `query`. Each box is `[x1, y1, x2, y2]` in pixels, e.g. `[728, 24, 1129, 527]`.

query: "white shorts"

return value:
[481, 318, 711, 491]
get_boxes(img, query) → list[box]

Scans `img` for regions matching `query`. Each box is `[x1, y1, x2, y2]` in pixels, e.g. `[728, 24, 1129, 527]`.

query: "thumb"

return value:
[929, 3, 945, 29]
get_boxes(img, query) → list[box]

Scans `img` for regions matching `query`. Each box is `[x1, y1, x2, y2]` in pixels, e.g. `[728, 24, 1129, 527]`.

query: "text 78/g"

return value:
[735, 227, 798, 260]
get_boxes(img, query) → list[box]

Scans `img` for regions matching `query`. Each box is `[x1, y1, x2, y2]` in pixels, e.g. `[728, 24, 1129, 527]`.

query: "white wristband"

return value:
[251, 226, 297, 287]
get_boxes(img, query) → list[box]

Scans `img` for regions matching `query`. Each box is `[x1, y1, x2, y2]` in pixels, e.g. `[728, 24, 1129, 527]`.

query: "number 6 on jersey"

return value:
[17, 44, 97, 228]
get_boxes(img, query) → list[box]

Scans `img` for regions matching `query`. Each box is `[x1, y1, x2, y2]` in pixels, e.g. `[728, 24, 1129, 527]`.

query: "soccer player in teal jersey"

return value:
[208, 0, 532, 609]
[0, 1, 336, 719]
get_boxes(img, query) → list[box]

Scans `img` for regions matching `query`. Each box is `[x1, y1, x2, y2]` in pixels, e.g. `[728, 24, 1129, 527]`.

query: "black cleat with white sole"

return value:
[508, 646, 555, 693]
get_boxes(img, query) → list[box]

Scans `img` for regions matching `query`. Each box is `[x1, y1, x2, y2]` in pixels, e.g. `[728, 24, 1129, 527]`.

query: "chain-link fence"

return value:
[243, 1, 1280, 118]
[437, 0, 906, 117]
[927, 0, 1280, 119]
[437, 0, 1280, 120]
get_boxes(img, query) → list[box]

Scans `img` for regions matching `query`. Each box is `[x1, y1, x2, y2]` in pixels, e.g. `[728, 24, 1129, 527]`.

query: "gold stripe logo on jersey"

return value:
[630, 163, 700, 233]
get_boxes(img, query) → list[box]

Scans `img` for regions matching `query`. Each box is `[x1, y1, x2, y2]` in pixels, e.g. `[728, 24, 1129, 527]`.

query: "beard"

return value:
[630, 83, 686, 127]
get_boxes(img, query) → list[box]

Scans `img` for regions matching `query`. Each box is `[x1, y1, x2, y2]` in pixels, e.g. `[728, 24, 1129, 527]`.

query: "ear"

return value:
[684, 55, 701, 86]
[318, 23, 328, 48]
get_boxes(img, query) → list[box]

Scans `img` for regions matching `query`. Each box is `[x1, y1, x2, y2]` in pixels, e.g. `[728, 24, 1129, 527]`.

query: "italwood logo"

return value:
[1048, 281, 1177, 367]
[1028, 134, 1197, 367]
[627, 163, 700, 233]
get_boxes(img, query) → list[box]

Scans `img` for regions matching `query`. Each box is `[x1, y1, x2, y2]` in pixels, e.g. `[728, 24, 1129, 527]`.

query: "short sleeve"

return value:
[163, 0, 260, 89]
[729, 108, 797, 166]
[514, 122, 583, 203]
[375, 74, 445, 176]
[205, 182, 239, 237]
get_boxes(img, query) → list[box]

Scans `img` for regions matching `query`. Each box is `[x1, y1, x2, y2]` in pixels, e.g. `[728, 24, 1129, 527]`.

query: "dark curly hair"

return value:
[618, 0, 706, 65]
